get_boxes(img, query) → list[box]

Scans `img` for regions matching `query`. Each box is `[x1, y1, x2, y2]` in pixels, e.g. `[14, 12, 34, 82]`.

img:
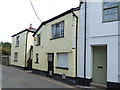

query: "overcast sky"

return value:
[0, 0, 79, 43]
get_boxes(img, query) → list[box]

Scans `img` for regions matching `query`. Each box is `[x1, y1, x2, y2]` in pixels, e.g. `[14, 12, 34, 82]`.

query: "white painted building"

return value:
[78, 0, 120, 88]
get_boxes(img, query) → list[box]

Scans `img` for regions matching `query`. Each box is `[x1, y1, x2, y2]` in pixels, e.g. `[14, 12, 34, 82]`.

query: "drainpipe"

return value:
[71, 11, 78, 84]
[25, 31, 29, 69]
[84, 1, 87, 86]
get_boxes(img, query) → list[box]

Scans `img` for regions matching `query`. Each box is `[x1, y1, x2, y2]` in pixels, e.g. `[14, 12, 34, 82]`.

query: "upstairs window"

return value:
[37, 34, 41, 45]
[14, 52, 18, 62]
[103, 0, 119, 22]
[16, 36, 20, 47]
[52, 21, 64, 39]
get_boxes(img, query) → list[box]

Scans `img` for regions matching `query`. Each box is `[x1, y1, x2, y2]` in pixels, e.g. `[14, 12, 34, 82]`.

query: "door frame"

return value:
[92, 45, 107, 84]
[47, 53, 54, 76]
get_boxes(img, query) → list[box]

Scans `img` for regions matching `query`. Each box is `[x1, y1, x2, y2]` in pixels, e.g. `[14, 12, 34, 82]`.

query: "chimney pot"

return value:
[30, 24, 32, 28]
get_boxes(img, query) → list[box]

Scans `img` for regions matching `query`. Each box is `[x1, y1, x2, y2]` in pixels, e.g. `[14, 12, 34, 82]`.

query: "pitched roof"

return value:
[11, 24, 36, 37]
[11, 29, 36, 37]
[33, 7, 80, 37]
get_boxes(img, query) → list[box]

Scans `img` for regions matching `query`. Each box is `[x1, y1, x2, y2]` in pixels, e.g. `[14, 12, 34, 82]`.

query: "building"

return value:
[11, 24, 36, 70]
[78, 0, 120, 88]
[32, 7, 80, 84]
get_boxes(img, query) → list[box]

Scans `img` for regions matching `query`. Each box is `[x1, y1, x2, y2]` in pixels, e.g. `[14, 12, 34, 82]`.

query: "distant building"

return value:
[11, 24, 36, 69]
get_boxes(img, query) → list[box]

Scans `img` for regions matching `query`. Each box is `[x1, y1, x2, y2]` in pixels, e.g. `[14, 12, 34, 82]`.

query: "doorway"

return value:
[92, 46, 107, 84]
[48, 53, 54, 76]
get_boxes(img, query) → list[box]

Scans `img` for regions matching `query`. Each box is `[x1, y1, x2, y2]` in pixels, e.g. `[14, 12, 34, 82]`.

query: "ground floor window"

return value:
[57, 53, 68, 68]
[35, 53, 39, 63]
[14, 52, 18, 62]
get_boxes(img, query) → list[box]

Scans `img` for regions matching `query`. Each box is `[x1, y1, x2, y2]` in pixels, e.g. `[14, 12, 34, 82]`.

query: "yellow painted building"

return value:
[32, 7, 80, 83]
[11, 25, 36, 69]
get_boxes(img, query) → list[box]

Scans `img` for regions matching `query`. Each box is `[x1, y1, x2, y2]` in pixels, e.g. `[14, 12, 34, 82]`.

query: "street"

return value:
[2, 65, 74, 88]
[1, 64, 106, 90]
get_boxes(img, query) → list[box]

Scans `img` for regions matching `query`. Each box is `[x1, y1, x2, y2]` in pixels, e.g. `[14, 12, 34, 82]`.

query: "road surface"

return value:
[2, 65, 74, 88]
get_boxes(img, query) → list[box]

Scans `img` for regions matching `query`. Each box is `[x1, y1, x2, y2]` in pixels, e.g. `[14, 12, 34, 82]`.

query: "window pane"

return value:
[36, 54, 39, 62]
[104, 15, 107, 20]
[37, 35, 40, 45]
[48, 54, 53, 61]
[114, 13, 118, 19]
[52, 25, 56, 38]
[104, 1, 118, 8]
[14, 52, 18, 61]
[113, 2, 118, 6]
[16, 36, 20, 46]
[114, 7, 118, 13]
[103, 7, 118, 21]
[52, 21, 64, 38]
[56, 24, 60, 37]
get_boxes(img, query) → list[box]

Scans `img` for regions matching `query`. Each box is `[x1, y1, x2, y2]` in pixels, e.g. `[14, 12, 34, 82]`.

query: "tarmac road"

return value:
[2, 65, 74, 88]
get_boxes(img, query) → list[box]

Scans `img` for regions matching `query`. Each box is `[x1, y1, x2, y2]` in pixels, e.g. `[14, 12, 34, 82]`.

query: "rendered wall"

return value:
[11, 31, 34, 68]
[78, 1, 119, 83]
[11, 32, 26, 67]
[33, 10, 79, 77]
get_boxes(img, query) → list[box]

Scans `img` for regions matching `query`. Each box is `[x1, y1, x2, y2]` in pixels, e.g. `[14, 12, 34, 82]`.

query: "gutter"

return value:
[25, 31, 29, 68]
[71, 11, 78, 84]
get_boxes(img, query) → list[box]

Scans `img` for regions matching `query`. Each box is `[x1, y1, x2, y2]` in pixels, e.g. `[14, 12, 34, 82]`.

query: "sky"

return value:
[0, 0, 79, 43]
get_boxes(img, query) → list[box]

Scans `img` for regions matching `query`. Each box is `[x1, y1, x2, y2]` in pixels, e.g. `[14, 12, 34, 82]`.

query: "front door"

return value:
[27, 46, 33, 70]
[48, 53, 54, 76]
[93, 46, 107, 84]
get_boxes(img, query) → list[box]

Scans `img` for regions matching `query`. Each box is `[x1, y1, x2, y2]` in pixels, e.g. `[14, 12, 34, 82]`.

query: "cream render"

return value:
[11, 26, 35, 69]
[33, 8, 79, 78]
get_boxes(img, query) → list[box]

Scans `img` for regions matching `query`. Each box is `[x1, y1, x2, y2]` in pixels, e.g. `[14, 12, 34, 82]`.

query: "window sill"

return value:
[50, 36, 64, 40]
[102, 19, 119, 23]
[35, 44, 40, 46]
[14, 60, 18, 62]
[35, 62, 39, 64]
[15, 46, 19, 47]
[56, 67, 69, 70]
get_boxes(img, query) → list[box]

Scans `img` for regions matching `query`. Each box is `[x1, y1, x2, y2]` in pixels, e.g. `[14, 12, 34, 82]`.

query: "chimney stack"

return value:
[30, 24, 32, 28]
[28, 24, 36, 31]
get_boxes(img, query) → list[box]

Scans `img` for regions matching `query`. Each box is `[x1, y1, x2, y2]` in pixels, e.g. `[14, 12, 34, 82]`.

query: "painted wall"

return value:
[118, 35, 120, 83]
[11, 31, 26, 67]
[78, 1, 119, 83]
[33, 10, 79, 77]
[26, 32, 34, 65]
[11, 31, 34, 67]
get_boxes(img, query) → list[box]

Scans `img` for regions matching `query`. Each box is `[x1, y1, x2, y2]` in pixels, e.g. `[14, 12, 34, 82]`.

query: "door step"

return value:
[90, 82, 107, 89]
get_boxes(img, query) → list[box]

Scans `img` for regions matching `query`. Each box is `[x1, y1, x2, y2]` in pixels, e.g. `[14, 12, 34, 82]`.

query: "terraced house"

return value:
[32, 7, 80, 84]
[11, 24, 36, 70]
[78, 0, 120, 88]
